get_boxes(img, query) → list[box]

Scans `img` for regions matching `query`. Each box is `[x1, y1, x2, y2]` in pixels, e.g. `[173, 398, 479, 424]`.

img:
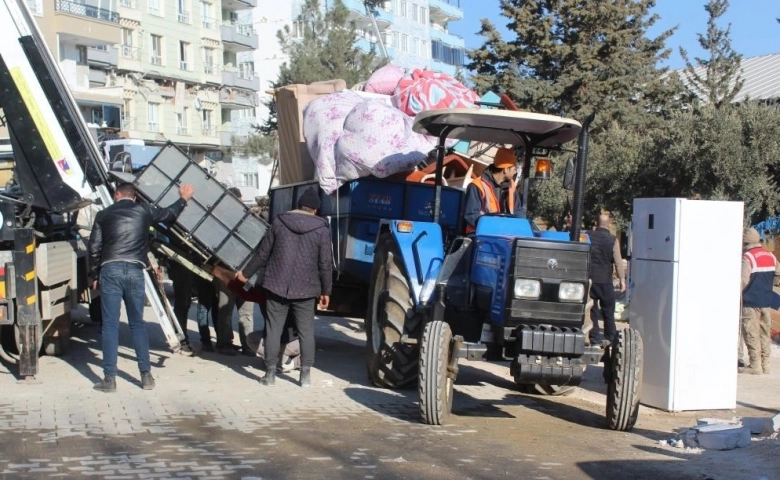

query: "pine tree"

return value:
[466, 0, 683, 128]
[257, 0, 385, 134]
[679, 0, 744, 108]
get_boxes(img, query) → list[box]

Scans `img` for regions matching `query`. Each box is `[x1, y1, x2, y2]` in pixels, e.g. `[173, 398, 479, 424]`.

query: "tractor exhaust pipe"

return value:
[570, 113, 595, 242]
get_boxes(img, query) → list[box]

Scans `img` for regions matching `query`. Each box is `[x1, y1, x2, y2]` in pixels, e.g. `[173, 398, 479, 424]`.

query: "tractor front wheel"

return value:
[605, 328, 643, 431]
[419, 320, 456, 425]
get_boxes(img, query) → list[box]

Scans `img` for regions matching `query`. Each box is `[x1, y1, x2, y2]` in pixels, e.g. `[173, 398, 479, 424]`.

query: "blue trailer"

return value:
[270, 108, 643, 431]
[268, 177, 466, 315]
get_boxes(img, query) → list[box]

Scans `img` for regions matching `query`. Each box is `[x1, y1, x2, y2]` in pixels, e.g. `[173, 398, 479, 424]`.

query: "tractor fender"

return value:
[377, 220, 444, 306]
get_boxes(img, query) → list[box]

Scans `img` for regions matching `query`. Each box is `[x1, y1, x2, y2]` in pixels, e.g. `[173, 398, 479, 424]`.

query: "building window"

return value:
[398, 0, 407, 17]
[391, 31, 399, 49]
[400, 34, 408, 53]
[420, 6, 427, 25]
[239, 62, 254, 79]
[148, 103, 160, 132]
[202, 47, 215, 74]
[177, 108, 189, 134]
[77, 45, 87, 65]
[177, 0, 190, 23]
[121, 28, 138, 59]
[421, 40, 428, 59]
[237, 107, 256, 119]
[411, 3, 418, 22]
[25, 0, 42, 15]
[411, 37, 419, 56]
[431, 40, 465, 66]
[148, 0, 162, 16]
[202, 109, 214, 136]
[201, 1, 214, 28]
[239, 173, 259, 188]
[179, 41, 190, 70]
[150, 34, 163, 65]
[291, 20, 305, 39]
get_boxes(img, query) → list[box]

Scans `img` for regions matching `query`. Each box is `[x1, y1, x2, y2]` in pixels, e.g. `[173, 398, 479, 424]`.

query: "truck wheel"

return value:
[517, 383, 576, 396]
[605, 328, 643, 431]
[365, 234, 421, 388]
[419, 320, 455, 425]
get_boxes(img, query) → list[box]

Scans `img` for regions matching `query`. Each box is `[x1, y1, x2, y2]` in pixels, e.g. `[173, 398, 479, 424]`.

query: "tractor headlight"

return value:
[514, 279, 541, 300]
[559, 282, 585, 302]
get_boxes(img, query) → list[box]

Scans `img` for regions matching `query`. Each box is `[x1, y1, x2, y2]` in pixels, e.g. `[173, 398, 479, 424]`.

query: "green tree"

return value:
[466, 0, 687, 226]
[258, 0, 385, 134]
[231, 134, 275, 166]
[679, 0, 744, 108]
[467, 0, 684, 129]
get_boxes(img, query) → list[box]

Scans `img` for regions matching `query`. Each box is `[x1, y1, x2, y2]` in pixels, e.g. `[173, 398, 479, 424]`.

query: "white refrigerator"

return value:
[630, 198, 743, 411]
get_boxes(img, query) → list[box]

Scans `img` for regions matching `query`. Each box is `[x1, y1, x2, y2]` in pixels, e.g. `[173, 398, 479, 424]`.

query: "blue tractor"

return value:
[364, 108, 644, 430]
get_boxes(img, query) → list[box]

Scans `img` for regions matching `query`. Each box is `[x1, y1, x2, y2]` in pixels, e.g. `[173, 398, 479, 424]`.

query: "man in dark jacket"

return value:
[588, 214, 626, 345]
[236, 187, 332, 387]
[89, 182, 194, 392]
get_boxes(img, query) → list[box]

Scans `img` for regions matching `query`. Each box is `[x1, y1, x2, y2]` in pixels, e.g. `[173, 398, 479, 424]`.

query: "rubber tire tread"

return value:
[606, 328, 643, 431]
[365, 234, 421, 388]
[419, 320, 454, 425]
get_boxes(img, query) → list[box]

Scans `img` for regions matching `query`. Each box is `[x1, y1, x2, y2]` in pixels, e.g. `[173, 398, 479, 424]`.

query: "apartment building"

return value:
[21, 0, 259, 191]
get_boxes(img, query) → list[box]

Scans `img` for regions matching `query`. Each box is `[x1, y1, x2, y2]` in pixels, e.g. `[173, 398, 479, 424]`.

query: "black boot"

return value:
[299, 368, 311, 388]
[141, 371, 155, 390]
[261, 367, 276, 386]
[93, 376, 116, 393]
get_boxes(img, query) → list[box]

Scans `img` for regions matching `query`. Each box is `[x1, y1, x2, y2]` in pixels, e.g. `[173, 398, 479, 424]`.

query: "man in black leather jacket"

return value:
[89, 182, 194, 392]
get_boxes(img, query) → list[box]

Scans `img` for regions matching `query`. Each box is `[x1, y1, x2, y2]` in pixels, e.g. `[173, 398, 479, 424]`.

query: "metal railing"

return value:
[55, 0, 119, 23]
[150, 55, 162, 65]
[204, 63, 217, 74]
[148, 121, 159, 132]
[119, 0, 135, 7]
[121, 45, 139, 59]
[202, 126, 216, 136]
[177, 126, 189, 135]
[202, 16, 216, 29]
[177, 11, 191, 24]
[180, 60, 189, 70]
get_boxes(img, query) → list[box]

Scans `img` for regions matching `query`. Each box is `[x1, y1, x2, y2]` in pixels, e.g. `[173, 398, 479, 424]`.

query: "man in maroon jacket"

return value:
[236, 187, 332, 387]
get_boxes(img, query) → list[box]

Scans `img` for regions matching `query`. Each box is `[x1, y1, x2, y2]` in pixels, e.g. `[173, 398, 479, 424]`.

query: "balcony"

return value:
[428, 26, 464, 49]
[219, 87, 258, 109]
[221, 66, 260, 91]
[221, 23, 258, 52]
[429, 0, 463, 23]
[221, 0, 257, 10]
[54, 0, 120, 46]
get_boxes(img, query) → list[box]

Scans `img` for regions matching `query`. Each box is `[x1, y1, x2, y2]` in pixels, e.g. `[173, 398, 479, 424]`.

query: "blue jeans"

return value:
[99, 262, 150, 377]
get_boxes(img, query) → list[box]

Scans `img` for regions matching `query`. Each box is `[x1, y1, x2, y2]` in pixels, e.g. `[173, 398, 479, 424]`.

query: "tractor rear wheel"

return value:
[605, 328, 643, 431]
[365, 234, 421, 388]
[419, 320, 455, 425]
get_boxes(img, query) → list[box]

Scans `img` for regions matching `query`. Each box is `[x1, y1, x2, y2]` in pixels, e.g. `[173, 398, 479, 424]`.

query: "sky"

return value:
[448, 0, 780, 70]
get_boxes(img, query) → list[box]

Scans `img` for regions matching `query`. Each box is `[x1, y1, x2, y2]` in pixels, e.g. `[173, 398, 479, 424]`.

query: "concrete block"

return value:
[740, 417, 773, 435]
[680, 429, 699, 448]
[695, 424, 751, 450]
